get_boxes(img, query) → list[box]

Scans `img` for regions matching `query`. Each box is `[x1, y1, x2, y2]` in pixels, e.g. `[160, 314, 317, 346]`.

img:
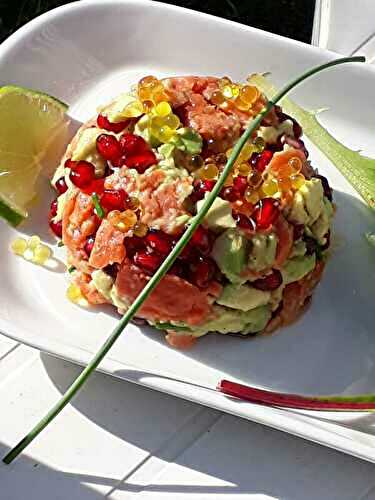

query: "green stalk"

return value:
[2, 56, 364, 465]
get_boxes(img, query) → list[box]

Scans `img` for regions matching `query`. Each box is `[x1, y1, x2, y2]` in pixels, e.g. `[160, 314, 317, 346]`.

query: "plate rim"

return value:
[1, 0, 375, 465]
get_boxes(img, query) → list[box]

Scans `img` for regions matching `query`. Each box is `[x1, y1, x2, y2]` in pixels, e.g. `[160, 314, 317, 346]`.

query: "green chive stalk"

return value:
[3, 56, 364, 464]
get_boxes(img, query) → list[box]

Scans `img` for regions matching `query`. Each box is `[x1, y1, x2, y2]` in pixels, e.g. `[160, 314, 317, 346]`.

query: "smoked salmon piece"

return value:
[89, 219, 126, 269]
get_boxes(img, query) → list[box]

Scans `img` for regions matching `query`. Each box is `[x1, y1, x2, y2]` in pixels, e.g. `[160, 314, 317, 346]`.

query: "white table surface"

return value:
[2, 3, 375, 498]
[1, 336, 375, 500]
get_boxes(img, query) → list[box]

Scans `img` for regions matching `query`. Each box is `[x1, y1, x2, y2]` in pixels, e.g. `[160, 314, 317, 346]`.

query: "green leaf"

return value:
[248, 73, 375, 209]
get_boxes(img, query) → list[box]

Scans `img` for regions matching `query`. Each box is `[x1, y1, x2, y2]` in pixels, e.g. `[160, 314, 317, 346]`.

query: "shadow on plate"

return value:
[133, 189, 375, 396]
[39, 353, 375, 499]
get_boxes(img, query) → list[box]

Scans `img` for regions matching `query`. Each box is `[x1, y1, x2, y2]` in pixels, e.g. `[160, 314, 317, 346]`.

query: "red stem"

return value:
[218, 380, 375, 411]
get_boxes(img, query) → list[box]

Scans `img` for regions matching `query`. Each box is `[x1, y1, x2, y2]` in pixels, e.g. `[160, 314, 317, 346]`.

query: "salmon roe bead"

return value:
[108, 210, 137, 232]
[247, 170, 262, 188]
[133, 222, 149, 237]
[197, 163, 219, 180]
[240, 85, 260, 105]
[261, 177, 279, 197]
[211, 91, 225, 105]
[288, 156, 303, 174]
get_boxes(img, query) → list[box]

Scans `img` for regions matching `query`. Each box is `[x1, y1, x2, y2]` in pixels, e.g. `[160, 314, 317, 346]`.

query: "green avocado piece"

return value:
[212, 229, 249, 284]
[248, 232, 278, 272]
[217, 283, 271, 311]
[170, 127, 203, 154]
[105, 92, 141, 123]
[282, 254, 316, 284]
[193, 305, 272, 335]
[196, 194, 236, 232]
[289, 178, 324, 226]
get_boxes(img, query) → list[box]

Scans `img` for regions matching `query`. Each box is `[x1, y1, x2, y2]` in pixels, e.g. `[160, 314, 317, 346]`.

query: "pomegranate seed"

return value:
[49, 219, 62, 238]
[125, 236, 145, 257]
[304, 236, 318, 255]
[96, 134, 122, 162]
[100, 189, 127, 211]
[55, 176, 68, 194]
[103, 263, 119, 279]
[191, 226, 211, 255]
[64, 158, 76, 169]
[191, 180, 216, 202]
[169, 260, 188, 279]
[119, 133, 148, 156]
[253, 198, 280, 230]
[315, 174, 333, 201]
[97, 114, 129, 133]
[253, 269, 283, 291]
[321, 231, 331, 251]
[293, 223, 305, 240]
[133, 251, 162, 274]
[233, 176, 248, 196]
[145, 230, 172, 255]
[84, 235, 95, 256]
[221, 186, 239, 202]
[189, 257, 216, 288]
[251, 150, 273, 172]
[234, 213, 256, 232]
[50, 199, 58, 217]
[81, 178, 105, 196]
[69, 161, 95, 189]
[124, 150, 157, 173]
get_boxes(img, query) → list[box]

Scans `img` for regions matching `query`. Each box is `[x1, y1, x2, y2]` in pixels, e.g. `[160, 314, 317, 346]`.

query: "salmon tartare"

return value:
[50, 75, 334, 348]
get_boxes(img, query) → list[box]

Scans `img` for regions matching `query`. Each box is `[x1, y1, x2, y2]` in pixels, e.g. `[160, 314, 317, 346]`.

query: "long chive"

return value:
[2, 56, 364, 464]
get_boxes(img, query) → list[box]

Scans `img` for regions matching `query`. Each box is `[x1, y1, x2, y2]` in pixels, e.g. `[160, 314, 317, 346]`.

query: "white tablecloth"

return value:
[2, 2, 375, 497]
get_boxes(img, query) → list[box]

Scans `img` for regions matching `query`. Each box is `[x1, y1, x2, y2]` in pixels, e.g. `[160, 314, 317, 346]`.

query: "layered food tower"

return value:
[50, 75, 333, 348]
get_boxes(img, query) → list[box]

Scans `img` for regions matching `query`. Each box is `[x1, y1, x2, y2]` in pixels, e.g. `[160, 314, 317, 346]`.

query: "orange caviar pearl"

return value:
[108, 210, 137, 232]
[127, 196, 141, 211]
[139, 75, 159, 87]
[244, 188, 260, 204]
[277, 176, 293, 191]
[197, 163, 219, 180]
[247, 170, 263, 188]
[288, 156, 303, 174]
[133, 222, 148, 237]
[290, 173, 306, 189]
[261, 177, 279, 196]
[236, 162, 252, 176]
[240, 85, 260, 105]
[211, 91, 225, 105]
[234, 96, 250, 111]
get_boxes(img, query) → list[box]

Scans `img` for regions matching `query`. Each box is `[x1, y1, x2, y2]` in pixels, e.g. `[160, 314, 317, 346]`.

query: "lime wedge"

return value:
[0, 86, 69, 226]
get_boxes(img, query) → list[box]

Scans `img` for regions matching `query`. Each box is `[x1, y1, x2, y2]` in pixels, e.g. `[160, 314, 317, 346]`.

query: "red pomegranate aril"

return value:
[233, 176, 248, 196]
[84, 235, 95, 256]
[253, 198, 280, 229]
[125, 236, 145, 257]
[97, 114, 129, 133]
[253, 269, 282, 291]
[251, 150, 273, 172]
[293, 223, 305, 241]
[169, 261, 187, 279]
[133, 251, 162, 274]
[100, 189, 127, 211]
[221, 186, 239, 202]
[49, 219, 62, 238]
[145, 231, 172, 255]
[50, 199, 58, 217]
[315, 174, 333, 201]
[69, 161, 96, 189]
[304, 236, 318, 255]
[190, 257, 216, 288]
[64, 158, 76, 169]
[96, 134, 122, 162]
[81, 178, 105, 196]
[234, 213, 256, 232]
[191, 225, 211, 255]
[124, 150, 157, 173]
[55, 176, 68, 194]
[119, 133, 148, 156]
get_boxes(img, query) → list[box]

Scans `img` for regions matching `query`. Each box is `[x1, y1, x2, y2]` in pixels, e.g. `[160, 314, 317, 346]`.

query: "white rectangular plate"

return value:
[1, 0, 375, 462]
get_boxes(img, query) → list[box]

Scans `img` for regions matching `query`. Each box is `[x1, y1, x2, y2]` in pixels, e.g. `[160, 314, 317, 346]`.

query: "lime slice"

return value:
[0, 86, 69, 226]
